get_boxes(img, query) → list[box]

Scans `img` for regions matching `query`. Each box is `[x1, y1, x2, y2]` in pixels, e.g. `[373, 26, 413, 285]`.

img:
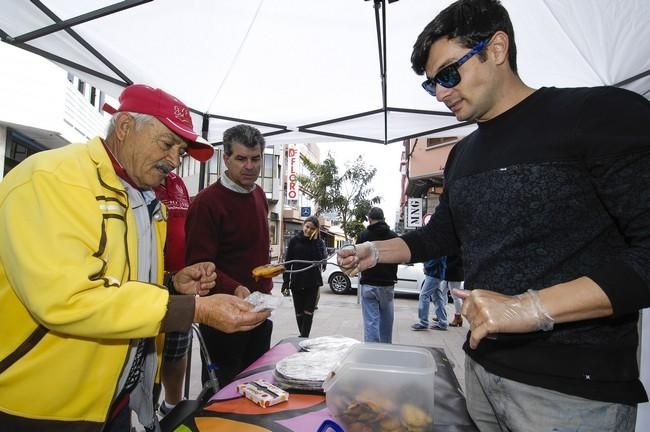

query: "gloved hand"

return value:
[454, 288, 554, 349]
[336, 242, 379, 276]
[281, 282, 291, 297]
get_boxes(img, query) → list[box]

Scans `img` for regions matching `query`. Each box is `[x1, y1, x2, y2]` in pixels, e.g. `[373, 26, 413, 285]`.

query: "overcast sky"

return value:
[319, 141, 403, 229]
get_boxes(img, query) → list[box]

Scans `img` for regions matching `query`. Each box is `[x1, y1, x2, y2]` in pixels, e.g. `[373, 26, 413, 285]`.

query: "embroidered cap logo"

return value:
[173, 105, 191, 123]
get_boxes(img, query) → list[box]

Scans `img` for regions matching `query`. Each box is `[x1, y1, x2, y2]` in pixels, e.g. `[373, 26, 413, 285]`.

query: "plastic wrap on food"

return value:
[298, 335, 360, 352]
[245, 291, 283, 312]
[237, 379, 289, 408]
[274, 349, 352, 392]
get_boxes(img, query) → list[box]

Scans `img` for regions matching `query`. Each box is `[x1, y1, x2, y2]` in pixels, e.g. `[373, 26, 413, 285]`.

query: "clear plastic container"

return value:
[323, 343, 436, 432]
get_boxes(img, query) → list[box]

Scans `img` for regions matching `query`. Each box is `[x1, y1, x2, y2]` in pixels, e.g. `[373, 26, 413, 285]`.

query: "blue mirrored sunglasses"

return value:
[421, 39, 489, 97]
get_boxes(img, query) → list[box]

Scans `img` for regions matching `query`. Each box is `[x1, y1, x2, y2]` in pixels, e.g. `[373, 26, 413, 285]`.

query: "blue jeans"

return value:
[465, 357, 636, 432]
[446, 280, 464, 313]
[360, 284, 395, 343]
[417, 276, 442, 327]
[432, 278, 451, 328]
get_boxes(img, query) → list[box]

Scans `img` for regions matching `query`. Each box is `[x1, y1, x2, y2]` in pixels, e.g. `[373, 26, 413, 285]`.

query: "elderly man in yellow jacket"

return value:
[0, 84, 270, 432]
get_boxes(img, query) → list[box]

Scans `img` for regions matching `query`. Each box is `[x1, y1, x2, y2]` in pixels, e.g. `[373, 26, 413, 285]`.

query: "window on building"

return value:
[264, 153, 273, 177]
[261, 153, 274, 194]
[89, 87, 97, 106]
[98, 91, 105, 113]
[207, 147, 222, 185]
[179, 155, 196, 178]
[66, 72, 74, 83]
[4, 130, 46, 177]
[269, 220, 278, 245]
[77, 79, 85, 95]
[426, 137, 458, 149]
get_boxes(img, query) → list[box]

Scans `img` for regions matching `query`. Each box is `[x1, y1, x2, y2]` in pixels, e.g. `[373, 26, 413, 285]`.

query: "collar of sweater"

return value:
[220, 171, 256, 194]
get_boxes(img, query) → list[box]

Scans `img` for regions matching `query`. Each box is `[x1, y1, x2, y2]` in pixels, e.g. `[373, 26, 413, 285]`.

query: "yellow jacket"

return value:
[0, 137, 168, 429]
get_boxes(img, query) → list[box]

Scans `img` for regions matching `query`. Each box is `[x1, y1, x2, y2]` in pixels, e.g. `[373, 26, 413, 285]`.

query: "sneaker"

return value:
[411, 323, 428, 331]
[430, 323, 448, 331]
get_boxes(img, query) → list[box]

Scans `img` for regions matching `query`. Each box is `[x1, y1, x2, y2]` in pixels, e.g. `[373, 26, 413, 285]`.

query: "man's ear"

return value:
[489, 31, 509, 67]
[114, 113, 132, 140]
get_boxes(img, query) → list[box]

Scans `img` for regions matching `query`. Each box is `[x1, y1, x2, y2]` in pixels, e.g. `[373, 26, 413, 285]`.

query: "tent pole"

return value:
[0, 40, 128, 87]
[197, 114, 210, 192]
[613, 69, 650, 89]
[13, 0, 152, 44]
[27, 0, 133, 85]
[381, 0, 388, 145]
[372, 0, 388, 145]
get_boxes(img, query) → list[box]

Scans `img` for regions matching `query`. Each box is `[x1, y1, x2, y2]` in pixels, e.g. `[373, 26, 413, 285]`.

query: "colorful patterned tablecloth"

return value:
[173, 338, 477, 432]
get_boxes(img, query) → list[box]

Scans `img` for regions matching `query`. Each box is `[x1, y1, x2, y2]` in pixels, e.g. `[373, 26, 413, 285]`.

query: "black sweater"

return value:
[402, 86, 650, 404]
[445, 254, 464, 282]
[357, 221, 398, 286]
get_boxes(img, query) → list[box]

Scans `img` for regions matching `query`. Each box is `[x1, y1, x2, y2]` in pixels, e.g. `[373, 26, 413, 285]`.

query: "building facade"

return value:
[281, 142, 330, 258]
[399, 136, 461, 230]
[0, 43, 108, 179]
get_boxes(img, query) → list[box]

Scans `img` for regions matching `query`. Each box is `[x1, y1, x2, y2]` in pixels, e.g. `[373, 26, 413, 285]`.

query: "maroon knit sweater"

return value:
[154, 172, 190, 273]
[185, 180, 271, 294]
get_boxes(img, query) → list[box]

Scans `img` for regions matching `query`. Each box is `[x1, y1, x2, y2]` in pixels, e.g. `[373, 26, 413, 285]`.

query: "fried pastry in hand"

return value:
[252, 264, 285, 280]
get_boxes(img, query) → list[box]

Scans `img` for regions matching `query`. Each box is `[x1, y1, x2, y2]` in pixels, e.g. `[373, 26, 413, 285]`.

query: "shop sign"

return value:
[405, 198, 423, 229]
[287, 145, 299, 200]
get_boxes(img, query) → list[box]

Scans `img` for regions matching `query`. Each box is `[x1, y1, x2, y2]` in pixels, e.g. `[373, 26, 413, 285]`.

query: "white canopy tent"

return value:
[2, 2, 650, 429]
[1, 0, 648, 147]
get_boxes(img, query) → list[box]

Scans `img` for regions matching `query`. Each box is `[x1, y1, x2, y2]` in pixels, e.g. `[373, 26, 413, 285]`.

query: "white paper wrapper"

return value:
[275, 351, 344, 382]
[274, 338, 360, 392]
[245, 291, 283, 312]
[298, 335, 360, 352]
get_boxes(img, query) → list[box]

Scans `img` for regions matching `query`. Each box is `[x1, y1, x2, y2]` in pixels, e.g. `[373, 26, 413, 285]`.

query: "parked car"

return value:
[322, 255, 424, 296]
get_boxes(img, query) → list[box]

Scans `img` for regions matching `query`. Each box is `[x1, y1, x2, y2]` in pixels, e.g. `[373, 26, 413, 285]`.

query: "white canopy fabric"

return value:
[1, 0, 648, 146]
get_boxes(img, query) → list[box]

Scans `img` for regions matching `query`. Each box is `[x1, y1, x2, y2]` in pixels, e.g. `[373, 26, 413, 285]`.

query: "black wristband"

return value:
[164, 271, 179, 295]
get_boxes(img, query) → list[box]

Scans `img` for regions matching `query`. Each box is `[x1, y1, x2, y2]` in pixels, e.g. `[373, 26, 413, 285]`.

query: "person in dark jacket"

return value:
[282, 216, 327, 337]
[357, 207, 398, 343]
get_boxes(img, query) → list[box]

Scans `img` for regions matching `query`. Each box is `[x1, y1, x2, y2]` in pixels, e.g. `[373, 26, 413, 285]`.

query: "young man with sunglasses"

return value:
[338, 0, 650, 430]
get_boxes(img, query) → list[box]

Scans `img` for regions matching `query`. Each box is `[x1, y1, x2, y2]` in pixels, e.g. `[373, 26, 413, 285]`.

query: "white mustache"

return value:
[154, 161, 174, 174]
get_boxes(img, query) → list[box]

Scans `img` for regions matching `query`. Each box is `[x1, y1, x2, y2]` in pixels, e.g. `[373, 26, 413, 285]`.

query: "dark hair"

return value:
[222, 124, 265, 155]
[367, 207, 385, 221]
[411, 0, 518, 76]
[304, 215, 320, 228]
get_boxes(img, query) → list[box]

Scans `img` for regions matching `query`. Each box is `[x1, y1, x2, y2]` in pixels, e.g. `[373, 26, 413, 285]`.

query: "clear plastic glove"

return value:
[195, 293, 270, 333]
[454, 288, 554, 349]
[336, 243, 379, 276]
[173, 262, 217, 296]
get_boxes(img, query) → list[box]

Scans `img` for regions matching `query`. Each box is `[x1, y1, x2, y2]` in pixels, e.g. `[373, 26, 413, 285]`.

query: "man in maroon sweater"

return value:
[185, 124, 273, 387]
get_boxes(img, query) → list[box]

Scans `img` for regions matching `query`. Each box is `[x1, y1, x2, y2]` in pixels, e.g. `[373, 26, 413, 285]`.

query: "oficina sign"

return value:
[287, 145, 299, 201]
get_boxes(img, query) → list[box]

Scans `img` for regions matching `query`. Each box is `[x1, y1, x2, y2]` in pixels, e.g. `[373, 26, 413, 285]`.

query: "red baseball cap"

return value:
[103, 84, 214, 162]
